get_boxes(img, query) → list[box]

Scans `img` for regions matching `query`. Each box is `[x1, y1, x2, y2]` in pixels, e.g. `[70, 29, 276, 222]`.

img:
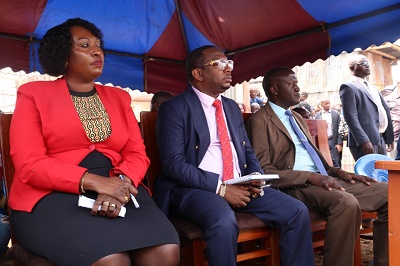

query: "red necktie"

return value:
[213, 99, 233, 181]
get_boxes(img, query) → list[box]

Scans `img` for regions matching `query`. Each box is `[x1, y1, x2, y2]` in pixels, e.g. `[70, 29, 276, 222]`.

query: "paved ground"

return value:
[314, 238, 373, 266]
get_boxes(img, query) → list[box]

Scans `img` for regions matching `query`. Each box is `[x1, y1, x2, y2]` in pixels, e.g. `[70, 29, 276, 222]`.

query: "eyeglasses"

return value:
[201, 59, 234, 70]
[356, 62, 369, 67]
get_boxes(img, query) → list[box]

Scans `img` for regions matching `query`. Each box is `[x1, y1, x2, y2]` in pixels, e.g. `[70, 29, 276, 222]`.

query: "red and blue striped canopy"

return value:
[1, 0, 399, 94]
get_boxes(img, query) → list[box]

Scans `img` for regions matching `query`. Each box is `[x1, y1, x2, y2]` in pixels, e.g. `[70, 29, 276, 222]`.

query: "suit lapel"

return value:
[183, 88, 210, 162]
[266, 103, 318, 150]
[265, 103, 293, 141]
[352, 79, 376, 105]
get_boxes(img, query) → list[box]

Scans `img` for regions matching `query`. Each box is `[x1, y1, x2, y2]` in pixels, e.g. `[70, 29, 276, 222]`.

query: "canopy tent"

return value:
[1, 0, 400, 95]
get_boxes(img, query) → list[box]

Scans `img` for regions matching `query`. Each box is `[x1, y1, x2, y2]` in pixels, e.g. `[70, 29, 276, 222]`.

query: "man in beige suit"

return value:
[245, 67, 388, 266]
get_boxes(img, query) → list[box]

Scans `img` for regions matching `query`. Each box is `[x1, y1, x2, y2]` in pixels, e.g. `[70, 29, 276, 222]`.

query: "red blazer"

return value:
[9, 78, 149, 212]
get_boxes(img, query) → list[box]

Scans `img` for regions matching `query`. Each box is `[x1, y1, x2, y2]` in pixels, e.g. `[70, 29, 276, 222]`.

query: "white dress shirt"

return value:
[353, 76, 388, 133]
[192, 87, 241, 192]
[321, 110, 333, 137]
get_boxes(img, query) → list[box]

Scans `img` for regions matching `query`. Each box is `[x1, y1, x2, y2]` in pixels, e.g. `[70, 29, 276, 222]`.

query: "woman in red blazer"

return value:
[9, 18, 179, 266]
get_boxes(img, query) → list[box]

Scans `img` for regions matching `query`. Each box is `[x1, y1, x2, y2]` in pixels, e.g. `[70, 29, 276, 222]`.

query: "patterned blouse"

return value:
[70, 89, 111, 143]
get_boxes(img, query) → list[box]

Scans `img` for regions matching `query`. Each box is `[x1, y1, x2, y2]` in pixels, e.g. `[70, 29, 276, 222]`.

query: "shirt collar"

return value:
[268, 101, 287, 119]
[192, 86, 222, 107]
[352, 76, 368, 84]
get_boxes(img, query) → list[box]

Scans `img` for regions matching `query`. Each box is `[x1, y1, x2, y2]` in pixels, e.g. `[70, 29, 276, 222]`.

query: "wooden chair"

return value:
[0, 113, 54, 266]
[140, 111, 280, 266]
[305, 119, 333, 166]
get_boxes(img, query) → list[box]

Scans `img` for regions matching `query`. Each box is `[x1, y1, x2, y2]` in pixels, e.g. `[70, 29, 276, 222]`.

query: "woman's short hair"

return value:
[38, 18, 104, 77]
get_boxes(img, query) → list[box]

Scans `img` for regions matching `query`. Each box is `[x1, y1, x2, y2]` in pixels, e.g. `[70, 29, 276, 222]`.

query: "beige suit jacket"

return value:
[245, 102, 339, 189]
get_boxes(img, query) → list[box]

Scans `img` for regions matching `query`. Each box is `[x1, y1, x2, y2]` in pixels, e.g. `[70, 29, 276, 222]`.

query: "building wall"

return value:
[293, 51, 395, 108]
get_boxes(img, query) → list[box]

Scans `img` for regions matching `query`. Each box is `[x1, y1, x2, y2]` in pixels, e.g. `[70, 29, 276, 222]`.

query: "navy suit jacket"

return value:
[340, 79, 393, 147]
[154, 87, 263, 215]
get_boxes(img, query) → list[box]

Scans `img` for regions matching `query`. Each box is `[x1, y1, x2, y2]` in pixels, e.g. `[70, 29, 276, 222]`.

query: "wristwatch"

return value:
[219, 182, 227, 198]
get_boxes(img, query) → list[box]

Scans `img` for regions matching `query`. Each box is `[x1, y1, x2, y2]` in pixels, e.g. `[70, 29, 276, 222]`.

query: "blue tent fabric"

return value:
[0, 0, 399, 93]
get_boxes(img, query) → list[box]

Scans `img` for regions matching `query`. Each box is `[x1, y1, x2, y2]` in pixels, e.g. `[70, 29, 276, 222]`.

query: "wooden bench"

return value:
[0, 110, 375, 265]
[139, 112, 345, 265]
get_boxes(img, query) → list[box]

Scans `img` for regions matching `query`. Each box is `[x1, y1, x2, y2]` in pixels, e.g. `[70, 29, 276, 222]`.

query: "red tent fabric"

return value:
[0, 0, 399, 94]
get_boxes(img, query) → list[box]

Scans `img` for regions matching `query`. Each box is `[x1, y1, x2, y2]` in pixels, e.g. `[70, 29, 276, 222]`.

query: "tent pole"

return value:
[174, 0, 189, 56]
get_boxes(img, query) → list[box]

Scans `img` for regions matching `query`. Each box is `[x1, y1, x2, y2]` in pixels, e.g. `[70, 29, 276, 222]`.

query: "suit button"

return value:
[89, 144, 95, 151]
[242, 141, 246, 145]
[195, 145, 199, 150]
[288, 165, 292, 169]
[244, 164, 247, 168]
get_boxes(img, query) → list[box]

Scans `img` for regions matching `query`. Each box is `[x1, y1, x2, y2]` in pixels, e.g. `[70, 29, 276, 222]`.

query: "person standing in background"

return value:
[249, 87, 266, 107]
[333, 103, 342, 113]
[296, 91, 312, 112]
[382, 79, 400, 158]
[292, 106, 312, 119]
[300, 91, 308, 102]
[250, 102, 261, 113]
[237, 102, 247, 113]
[150, 91, 174, 112]
[340, 54, 394, 161]
[315, 99, 343, 167]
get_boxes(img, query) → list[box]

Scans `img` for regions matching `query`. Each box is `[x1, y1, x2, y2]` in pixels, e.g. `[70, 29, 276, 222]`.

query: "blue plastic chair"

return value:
[354, 154, 394, 182]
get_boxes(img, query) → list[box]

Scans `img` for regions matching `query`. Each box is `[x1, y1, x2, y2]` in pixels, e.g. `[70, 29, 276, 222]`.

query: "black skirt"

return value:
[11, 151, 179, 266]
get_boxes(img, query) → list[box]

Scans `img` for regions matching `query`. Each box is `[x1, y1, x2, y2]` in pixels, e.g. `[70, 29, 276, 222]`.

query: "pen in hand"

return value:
[119, 175, 140, 208]
[251, 184, 271, 189]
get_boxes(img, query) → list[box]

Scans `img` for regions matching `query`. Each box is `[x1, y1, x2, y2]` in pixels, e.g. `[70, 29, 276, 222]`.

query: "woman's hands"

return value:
[82, 173, 138, 218]
[92, 194, 123, 218]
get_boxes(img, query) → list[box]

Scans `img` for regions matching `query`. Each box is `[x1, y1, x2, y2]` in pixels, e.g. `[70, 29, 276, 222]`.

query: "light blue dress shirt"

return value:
[269, 102, 318, 172]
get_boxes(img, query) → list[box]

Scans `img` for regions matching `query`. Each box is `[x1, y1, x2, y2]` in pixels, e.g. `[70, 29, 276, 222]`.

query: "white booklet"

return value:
[225, 174, 279, 185]
[78, 195, 126, 217]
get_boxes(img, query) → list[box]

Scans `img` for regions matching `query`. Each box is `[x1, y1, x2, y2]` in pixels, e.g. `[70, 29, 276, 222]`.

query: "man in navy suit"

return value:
[340, 54, 394, 161]
[155, 45, 314, 266]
